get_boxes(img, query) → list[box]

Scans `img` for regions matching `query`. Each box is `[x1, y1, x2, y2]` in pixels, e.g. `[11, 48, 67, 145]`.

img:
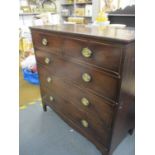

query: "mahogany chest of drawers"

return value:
[30, 24, 135, 155]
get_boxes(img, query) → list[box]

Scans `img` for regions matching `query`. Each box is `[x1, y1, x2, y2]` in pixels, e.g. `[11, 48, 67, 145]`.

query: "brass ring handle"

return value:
[81, 97, 90, 107]
[42, 38, 48, 46]
[81, 48, 92, 58]
[47, 77, 52, 83]
[82, 73, 91, 82]
[81, 120, 89, 128]
[44, 57, 50, 64]
[49, 96, 54, 101]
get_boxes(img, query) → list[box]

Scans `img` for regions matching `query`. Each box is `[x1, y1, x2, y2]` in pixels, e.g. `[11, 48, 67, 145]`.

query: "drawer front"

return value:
[36, 50, 119, 101]
[63, 37, 122, 73]
[39, 68, 114, 128]
[32, 31, 122, 73]
[31, 31, 63, 53]
[41, 88, 111, 148]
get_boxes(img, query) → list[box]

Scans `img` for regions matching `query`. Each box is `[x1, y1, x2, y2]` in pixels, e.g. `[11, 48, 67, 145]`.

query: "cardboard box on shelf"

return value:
[68, 17, 85, 24]
[74, 8, 85, 16]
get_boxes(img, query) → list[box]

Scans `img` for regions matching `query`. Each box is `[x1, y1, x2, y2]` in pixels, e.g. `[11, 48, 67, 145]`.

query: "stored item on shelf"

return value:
[68, 17, 85, 24]
[27, 0, 37, 5]
[85, 4, 92, 16]
[31, 64, 37, 73]
[33, 13, 60, 25]
[20, 6, 31, 13]
[61, 9, 70, 16]
[49, 14, 60, 25]
[23, 51, 34, 58]
[29, 5, 37, 13]
[19, 27, 31, 39]
[21, 54, 39, 85]
[76, 0, 86, 3]
[19, 38, 33, 54]
[42, 0, 57, 13]
[74, 8, 85, 16]
[34, 7, 42, 13]
[33, 18, 44, 26]
[64, 21, 76, 24]
[20, 0, 28, 6]
[22, 68, 39, 85]
[102, 0, 116, 12]
[96, 11, 108, 22]
[21, 55, 36, 70]
[67, 0, 74, 4]
[42, 5, 56, 12]
[108, 24, 126, 28]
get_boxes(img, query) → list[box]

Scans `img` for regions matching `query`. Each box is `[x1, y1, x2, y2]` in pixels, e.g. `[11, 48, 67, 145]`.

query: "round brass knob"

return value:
[81, 97, 90, 107]
[82, 73, 91, 82]
[47, 77, 52, 83]
[81, 48, 92, 58]
[44, 57, 50, 64]
[49, 96, 54, 101]
[81, 120, 89, 128]
[42, 38, 48, 46]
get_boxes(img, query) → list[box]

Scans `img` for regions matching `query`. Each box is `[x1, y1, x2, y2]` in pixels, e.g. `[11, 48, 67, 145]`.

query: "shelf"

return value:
[108, 14, 135, 17]
[62, 15, 70, 17]
[62, 15, 92, 18]
[61, 2, 92, 6]
[61, 3, 74, 6]
[19, 13, 39, 16]
[75, 2, 92, 5]
[75, 15, 92, 18]
[19, 12, 57, 16]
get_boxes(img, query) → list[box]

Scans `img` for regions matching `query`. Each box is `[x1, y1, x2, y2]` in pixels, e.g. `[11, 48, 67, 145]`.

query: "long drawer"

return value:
[63, 37, 123, 74]
[36, 50, 119, 102]
[38, 66, 115, 128]
[41, 85, 112, 149]
[32, 31, 123, 74]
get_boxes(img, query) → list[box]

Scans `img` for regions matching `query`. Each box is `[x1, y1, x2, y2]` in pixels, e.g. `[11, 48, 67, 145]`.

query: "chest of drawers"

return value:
[30, 25, 135, 155]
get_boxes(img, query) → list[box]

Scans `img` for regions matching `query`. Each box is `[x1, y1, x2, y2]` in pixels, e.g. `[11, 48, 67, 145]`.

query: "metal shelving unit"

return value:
[60, 0, 93, 24]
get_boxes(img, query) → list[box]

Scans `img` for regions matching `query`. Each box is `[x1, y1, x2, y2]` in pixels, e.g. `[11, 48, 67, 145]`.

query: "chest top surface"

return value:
[30, 24, 135, 43]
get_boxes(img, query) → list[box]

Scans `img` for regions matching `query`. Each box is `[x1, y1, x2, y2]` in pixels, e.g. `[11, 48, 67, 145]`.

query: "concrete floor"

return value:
[20, 103, 135, 155]
[19, 67, 41, 106]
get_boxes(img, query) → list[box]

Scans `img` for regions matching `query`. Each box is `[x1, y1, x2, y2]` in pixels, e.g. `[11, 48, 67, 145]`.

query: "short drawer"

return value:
[35, 50, 52, 65]
[63, 37, 122, 73]
[36, 51, 119, 102]
[31, 30, 63, 53]
[41, 88, 111, 148]
[39, 72, 115, 128]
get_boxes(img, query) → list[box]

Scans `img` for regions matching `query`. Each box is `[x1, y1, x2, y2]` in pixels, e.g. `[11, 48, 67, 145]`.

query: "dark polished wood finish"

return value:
[38, 65, 115, 128]
[35, 51, 119, 102]
[31, 24, 134, 43]
[30, 24, 135, 155]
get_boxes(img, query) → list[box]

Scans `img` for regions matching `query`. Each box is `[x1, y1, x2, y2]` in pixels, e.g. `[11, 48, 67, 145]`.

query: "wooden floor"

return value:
[19, 67, 41, 106]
